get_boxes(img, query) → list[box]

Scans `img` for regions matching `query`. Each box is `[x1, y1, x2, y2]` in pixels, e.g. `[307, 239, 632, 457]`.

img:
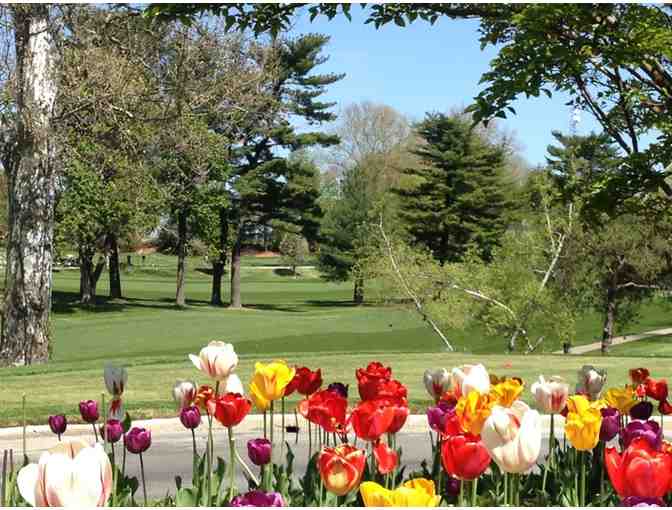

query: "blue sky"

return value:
[289, 7, 603, 166]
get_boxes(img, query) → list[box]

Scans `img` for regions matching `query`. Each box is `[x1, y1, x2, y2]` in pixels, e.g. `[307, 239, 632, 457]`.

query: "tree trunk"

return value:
[175, 209, 188, 307]
[229, 227, 242, 309]
[108, 233, 122, 299]
[79, 248, 95, 305]
[210, 208, 228, 306]
[601, 287, 617, 354]
[0, 6, 58, 366]
[353, 275, 364, 304]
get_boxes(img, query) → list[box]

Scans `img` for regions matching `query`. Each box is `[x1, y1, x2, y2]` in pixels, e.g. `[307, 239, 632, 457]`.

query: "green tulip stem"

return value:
[459, 479, 464, 507]
[234, 447, 259, 487]
[110, 442, 116, 507]
[270, 401, 275, 459]
[191, 428, 197, 485]
[22, 394, 27, 465]
[263, 411, 267, 439]
[580, 451, 586, 507]
[308, 420, 312, 460]
[92, 424, 99, 443]
[503, 471, 508, 506]
[139, 451, 148, 506]
[207, 415, 213, 507]
[471, 477, 478, 507]
[227, 426, 236, 503]
[281, 397, 286, 459]
[121, 446, 126, 481]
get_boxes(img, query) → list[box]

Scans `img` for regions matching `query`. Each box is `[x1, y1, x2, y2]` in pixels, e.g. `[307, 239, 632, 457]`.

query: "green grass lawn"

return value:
[586, 334, 672, 357]
[1, 255, 671, 426]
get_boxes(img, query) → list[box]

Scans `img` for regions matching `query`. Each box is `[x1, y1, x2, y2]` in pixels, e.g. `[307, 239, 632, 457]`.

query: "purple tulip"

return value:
[622, 420, 662, 450]
[230, 490, 285, 507]
[630, 401, 654, 420]
[125, 427, 151, 454]
[427, 401, 454, 432]
[600, 407, 620, 441]
[101, 419, 123, 444]
[327, 382, 349, 399]
[247, 438, 272, 466]
[48, 415, 67, 438]
[180, 405, 201, 430]
[445, 476, 461, 497]
[621, 496, 664, 507]
[78, 400, 100, 424]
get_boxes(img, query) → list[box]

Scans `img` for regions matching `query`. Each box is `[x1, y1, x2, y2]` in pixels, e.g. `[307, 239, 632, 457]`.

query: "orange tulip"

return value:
[318, 444, 367, 496]
[455, 390, 495, 435]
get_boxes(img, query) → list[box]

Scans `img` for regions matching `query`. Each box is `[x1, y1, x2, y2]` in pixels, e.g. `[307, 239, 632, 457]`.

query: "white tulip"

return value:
[531, 375, 569, 414]
[18, 439, 112, 507]
[481, 401, 541, 474]
[576, 365, 606, 400]
[224, 373, 245, 395]
[423, 368, 451, 400]
[189, 341, 238, 381]
[173, 380, 197, 410]
[104, 363, 127, 397]
[451, 363, 490, 397]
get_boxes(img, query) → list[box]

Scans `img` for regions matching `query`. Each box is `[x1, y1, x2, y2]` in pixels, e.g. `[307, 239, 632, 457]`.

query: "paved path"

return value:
[5, 414, 672, 499]
[553, 326, 672, 354]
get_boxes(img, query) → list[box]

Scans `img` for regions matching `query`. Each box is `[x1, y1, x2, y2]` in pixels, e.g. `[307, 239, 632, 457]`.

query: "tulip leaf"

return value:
[176, 487, 198, 507]
[121, 412, 132, 433]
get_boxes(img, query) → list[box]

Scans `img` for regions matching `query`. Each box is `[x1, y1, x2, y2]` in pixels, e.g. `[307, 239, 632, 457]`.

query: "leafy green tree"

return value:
[395, 113, 514, 264]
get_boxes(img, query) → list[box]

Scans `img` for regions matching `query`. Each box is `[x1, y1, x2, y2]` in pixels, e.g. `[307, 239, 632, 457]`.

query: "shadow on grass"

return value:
[51, 291, 213, 314]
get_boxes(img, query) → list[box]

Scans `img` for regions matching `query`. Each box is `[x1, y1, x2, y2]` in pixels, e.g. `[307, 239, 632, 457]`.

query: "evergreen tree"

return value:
[225, 33, 342, 308]
[395, 113, 513, 264]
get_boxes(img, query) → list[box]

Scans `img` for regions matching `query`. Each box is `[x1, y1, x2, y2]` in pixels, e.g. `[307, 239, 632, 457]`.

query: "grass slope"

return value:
[0, 253, 670, 426]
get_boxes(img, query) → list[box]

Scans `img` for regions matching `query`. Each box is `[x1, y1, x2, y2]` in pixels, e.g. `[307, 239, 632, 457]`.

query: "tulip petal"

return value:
[225, 374, 244, 395]
[71, 446, 106, 506]
[189, 354, 202, 371]
[17, 463, 39, 507]
[360, 481, 394, 507]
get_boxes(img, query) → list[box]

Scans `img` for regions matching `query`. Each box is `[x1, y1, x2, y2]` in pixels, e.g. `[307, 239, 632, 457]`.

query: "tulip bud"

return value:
[230, 491, 285, 507]
[48, 415, 67, 438]
[179, 405, 201, 430]
[247, 438, 272, 466]
[622, 420, 662, 450]
[630, 401, 653, 420]
[78, 400, 100, 424]
[600, 407, 620, 442]
[427, 401, 453, 432]
[423, 368, 451, 401]
[125, 427, 151, 454]
[327, 382, 349, 399]
[445, 476, 461, 497]
[173, 380, 196, 410]
[576, 365, 606, 400]
[104, 363, 128, 397]
[101, 419, 123, 443]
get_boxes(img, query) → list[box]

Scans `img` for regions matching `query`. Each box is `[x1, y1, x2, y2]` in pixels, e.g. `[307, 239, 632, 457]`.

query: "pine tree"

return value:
[395, 113, 513, 264]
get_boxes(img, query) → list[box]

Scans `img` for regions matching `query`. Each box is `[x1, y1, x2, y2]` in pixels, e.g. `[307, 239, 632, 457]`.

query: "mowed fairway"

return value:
[1, 253, 671, 426]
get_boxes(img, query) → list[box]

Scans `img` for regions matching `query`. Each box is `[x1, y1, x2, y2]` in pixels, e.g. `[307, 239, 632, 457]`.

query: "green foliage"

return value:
[395, 113, 515, 264]
[279, 233, 309, 275]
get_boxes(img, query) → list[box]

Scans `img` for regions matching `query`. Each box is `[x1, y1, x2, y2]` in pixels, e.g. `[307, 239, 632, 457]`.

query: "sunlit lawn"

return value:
[0, 254, 670, 426]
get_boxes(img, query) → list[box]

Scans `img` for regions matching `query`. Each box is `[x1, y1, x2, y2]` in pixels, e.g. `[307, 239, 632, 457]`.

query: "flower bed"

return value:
[2, 341, 671, 507]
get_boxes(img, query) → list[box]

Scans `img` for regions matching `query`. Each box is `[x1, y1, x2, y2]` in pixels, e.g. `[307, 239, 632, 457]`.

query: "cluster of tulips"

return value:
[7, 340, 672, 507]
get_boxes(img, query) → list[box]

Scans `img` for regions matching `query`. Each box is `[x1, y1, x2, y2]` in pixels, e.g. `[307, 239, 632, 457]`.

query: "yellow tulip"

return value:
[455, 390, 495, 435]
[360, 479, 439, 507]
[565, 395, 602, 451]
[490, 378, 524, 407]
[249, 360, 296, 411]
[604, 386, 637, 414]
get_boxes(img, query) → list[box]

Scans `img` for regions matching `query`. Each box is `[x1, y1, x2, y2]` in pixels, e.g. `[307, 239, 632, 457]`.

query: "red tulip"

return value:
[318, 444, 366, 496]
[350, 400, 395, 441]
[356, 362, 392, 383]
[298, 389, 347, 433]
[378, 397, 410, 434]
[214, 393, 252, 428]
[660, 400, 672, 416]
[646, 378, 669, 402]
[283, 376, 299, 397]
[358, 377, 408, 402]
[441, 433, 491, 480]
[630, 368, 650, 385]
[373, 441, 398, 475]
[295, 367, 323, 396]
[605, 438, 672, 499]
